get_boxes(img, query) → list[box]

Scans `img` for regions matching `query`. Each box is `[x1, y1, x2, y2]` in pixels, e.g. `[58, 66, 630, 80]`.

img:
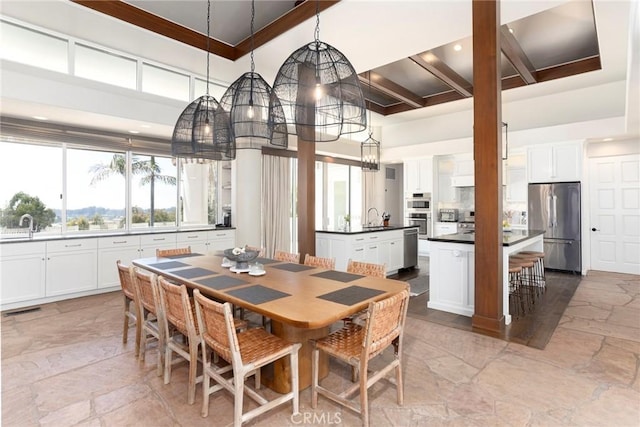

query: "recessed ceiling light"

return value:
[603, 137, 613, 142]
[509, 28, 514, 34]
[128, 130, 140, 134]
[453, 44, 462, 52]
[32, 115, 48, 120]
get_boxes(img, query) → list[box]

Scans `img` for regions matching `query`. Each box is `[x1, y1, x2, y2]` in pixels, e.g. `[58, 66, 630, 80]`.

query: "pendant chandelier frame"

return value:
[361, 71, 380, 172]
[171, 0, 235, 160]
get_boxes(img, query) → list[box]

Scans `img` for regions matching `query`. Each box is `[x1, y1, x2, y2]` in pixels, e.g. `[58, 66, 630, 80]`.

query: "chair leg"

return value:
[188, 342, 199, 404]
[122, 298, 129, 344]
[164, 345, 173, 385]
[201, 367, 210, 418]
[134, 316, 141, 358]
[395, 360, 404, 406]
[311, 347, 319, 409]
[359, 363, 369, 427]
[234, 374, 244, 427]
[291, 350, 300, 415]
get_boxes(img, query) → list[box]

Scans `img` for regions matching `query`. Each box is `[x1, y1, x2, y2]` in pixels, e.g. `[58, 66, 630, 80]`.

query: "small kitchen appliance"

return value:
[439, 208, 459, 222]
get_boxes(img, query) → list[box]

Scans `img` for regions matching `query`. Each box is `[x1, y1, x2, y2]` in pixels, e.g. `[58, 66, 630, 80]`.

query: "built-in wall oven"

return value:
[406, 212, 431, 237]
[406, 192, 432, 238]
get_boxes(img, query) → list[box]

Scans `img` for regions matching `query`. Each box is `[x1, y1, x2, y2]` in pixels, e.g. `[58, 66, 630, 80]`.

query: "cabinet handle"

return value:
[370, 236, 378, 239]
[355, 248, 364, 252]
[112, 240, 127, 244]
[65, 244, 82, 248]
[153, 238, 165, 241]
[370, 246, 377, 249]
[187, 236, 199, 239]
[355, 238, 365, 242]
[216, 233, 226, 237]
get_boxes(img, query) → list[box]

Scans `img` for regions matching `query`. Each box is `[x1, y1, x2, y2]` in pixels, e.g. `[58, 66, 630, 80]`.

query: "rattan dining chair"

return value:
[303, 254, 336, 270]
[132, 268, 165, 376]
[311, 288, 410, 427]
[346, 259, 386, 278]
[273, 250, 301, 263]
[157, 276, 202, 405]
[116, 260, 141, 357]
[156, 246, 192, 257]
[193, 289, 302, 426]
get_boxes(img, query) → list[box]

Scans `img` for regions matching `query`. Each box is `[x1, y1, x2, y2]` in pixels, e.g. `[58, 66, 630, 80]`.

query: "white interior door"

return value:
[589, 154, 640, 274]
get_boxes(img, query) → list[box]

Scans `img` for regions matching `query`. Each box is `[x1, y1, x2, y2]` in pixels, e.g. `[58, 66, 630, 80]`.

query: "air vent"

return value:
[385, 167, 396, 180]
[3, 307, 41, 317]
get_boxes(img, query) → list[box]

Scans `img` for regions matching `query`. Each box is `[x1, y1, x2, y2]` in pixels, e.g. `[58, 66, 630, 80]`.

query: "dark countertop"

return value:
[0, 227, 236, 244]
[316, 224, 418, 235]
[428, 229, 545, 246]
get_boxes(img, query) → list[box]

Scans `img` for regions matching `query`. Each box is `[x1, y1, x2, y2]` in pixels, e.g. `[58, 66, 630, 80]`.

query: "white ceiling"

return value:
[0, 0, 636, 147]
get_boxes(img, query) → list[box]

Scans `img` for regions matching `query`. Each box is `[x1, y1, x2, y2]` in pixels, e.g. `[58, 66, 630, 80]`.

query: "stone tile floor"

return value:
[2, 270, 638, 426]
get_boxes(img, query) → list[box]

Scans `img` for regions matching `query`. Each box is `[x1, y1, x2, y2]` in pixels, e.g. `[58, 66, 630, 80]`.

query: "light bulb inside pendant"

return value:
[314, 82, 324, 101]
[204, 119, 210, 135]
[247, 102, 255, 119]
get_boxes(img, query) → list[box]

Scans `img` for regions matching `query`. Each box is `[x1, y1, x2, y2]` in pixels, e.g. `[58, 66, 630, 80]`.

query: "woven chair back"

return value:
[274, 250, 300, 263]
[157, 278, 197, 338]
[303, 254, 335, 270]
[116, 260, 136, 300]
[347, 259, 386, 278]
[363, 289, 409, 360]
[156, 246, 191, 257]
[134, 269, 159, 315]
[194, 290, 237, 365]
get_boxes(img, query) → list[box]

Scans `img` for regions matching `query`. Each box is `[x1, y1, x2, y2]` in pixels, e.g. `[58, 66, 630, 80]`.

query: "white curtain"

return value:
[262, 154, 291, 258]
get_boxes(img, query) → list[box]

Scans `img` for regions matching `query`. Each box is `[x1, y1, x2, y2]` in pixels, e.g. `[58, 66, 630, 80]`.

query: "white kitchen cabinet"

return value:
[527, 141, 582, 183]
[404, 158, 433, 194]
[428, 243, 475, 316]
[97, 236, 141, 289]
[46, 239, 98, 297]
[418, 238, 430, 256]
[316, 230, 405, 275]
[138, 233, 177, 258]
[207, 230, 235, 252]
[176, 230, 209, 254]
[506, 167, 527, 202]
[435, 222, 458, 236]
[0, 241, 46, 305]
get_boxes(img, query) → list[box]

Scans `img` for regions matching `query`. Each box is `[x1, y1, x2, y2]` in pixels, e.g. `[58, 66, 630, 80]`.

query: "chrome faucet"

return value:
[366, 207, 379, 226]
[20, 213, 34, 239]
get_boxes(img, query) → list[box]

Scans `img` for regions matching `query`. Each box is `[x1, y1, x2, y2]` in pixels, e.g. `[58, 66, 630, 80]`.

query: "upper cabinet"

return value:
[404, 158, 433, 194]
[505, 152, 527, 203]
[451, 154, 474, 187]
[527, 141, 582, 183]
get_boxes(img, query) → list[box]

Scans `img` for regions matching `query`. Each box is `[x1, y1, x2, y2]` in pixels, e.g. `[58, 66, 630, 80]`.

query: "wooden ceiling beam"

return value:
[409, 53, 473, 97]
[500, 25, 537, 84]
[235, 1, 340, 59]
[358, 73, 424, 109]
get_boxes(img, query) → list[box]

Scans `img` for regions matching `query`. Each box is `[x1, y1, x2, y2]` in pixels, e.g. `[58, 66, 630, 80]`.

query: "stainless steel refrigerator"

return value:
[528, 182, 581, 272]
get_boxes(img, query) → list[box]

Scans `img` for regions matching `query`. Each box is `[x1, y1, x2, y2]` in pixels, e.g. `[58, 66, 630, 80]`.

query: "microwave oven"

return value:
[406, 193, 431, 210]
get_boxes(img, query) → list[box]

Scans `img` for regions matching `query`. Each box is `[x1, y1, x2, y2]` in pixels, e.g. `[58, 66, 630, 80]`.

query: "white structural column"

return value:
[234, 149, 262, 248]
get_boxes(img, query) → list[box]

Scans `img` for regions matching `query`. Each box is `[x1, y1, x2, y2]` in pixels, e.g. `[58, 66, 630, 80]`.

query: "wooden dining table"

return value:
[132, 253, 408, 393]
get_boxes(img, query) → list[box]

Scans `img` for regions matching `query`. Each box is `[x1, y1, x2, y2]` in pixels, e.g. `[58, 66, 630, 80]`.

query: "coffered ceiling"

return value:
[71, 0, 602, 117]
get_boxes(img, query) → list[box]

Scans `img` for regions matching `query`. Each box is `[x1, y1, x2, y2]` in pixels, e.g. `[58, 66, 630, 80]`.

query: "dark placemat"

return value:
[317, 285, 385, 306]
[165, 252, 204, 259]
[271, 263, 316, 273]
[170, 267, 217, 279]
[225, 285, 291, 305]
[311, 270, 364, 283]
[147, 261, 190, 270]
[254, 257, 280, 265]
[196, 275, 248, 290]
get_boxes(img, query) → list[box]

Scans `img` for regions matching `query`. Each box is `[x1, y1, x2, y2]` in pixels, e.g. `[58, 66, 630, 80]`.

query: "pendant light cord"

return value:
[314, 0, 320, 43]
[206, 0, 211, 96]
[250, 0, 255, 74]
[368, 70, 373, 138]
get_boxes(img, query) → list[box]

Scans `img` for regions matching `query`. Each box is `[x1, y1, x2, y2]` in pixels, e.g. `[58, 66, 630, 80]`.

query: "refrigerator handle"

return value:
[547, 195, 553, 228]
[552, 195, 558, 227]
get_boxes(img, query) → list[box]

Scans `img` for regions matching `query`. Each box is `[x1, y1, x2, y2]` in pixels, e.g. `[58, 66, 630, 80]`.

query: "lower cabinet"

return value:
[316, 230, 405, 275]
[0, 242, 46, 305]
[45, 239, 98, 297]
[428, 243, 475, 316]
[0, 229, 236, 311]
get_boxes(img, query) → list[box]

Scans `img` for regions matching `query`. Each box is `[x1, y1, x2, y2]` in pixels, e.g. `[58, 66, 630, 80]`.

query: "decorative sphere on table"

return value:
[223, 248, 259, 270]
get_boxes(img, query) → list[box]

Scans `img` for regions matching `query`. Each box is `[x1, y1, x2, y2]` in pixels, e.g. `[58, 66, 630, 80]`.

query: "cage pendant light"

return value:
[219, 0, 287, 149]
[361, 71, 380, 172]
[270, 0, 366, 142]
[171, 0, 235, 160]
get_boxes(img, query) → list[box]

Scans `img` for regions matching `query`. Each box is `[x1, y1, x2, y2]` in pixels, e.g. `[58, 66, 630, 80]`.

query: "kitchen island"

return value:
[316, 225, 418, 275]
[427, 229, 544, 324]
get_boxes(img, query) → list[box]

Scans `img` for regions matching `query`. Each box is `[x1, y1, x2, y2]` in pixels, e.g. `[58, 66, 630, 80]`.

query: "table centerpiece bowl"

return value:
[223, 248, 259, 272]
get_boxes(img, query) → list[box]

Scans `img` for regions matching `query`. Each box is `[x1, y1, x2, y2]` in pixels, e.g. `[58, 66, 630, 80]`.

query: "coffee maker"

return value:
[223, 211, 231, 227]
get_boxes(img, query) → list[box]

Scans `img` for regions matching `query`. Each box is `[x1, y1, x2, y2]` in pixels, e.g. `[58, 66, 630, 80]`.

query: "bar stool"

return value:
[518, 251, 546, 292]
[508, 262, 525, 319]
[511, 253, 545, 297]
[509, 255, 537, 313]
